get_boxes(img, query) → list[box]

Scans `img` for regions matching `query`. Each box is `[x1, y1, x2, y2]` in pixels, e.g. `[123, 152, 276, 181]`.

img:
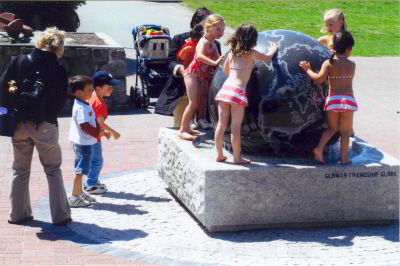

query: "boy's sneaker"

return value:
[79, 191, 96, 203]
[68, 196, 91, 207]
[95, 181, 107, 189]
[85, 185, 107, 195]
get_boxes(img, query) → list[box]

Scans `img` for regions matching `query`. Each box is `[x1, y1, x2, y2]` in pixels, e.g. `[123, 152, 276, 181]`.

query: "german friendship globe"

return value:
[208, 30, 335, 155]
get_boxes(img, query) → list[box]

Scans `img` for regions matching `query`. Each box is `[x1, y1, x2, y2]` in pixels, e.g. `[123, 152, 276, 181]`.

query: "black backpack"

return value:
[14, 54, 52, 125]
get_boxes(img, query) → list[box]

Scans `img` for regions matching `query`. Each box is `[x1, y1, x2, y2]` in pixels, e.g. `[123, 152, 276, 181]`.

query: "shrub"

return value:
[0, 1, 85, 32]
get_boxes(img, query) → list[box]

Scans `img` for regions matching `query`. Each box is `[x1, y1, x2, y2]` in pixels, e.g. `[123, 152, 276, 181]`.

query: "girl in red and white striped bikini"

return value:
[215, 24, 277, 164]
[299, 31, 356, 165]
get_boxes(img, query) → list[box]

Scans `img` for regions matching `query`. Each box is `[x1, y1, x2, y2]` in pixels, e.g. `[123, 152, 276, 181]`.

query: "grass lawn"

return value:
[184, 1, 400, 56]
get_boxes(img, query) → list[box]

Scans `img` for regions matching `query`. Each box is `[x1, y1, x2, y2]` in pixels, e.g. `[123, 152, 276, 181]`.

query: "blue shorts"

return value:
[73, 144, 93, 175]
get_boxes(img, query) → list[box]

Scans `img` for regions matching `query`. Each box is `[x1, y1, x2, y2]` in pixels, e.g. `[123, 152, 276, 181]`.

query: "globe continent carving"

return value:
[209, 30, 336, 155]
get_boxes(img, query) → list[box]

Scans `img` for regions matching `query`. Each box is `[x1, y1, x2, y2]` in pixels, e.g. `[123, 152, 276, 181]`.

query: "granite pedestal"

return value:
[157, 128, 399, 232]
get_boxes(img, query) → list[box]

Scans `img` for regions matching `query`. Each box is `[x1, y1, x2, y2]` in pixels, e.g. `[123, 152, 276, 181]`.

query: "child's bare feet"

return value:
[313, 148, 324, 164]
[177, 131, 195, 141]
[216, 155, 227, 162]
[338, 159, 352, 165]
[233, 157, 251, 165]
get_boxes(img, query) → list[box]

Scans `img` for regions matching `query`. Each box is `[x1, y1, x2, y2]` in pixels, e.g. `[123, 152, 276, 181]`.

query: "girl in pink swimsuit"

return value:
[214, 24, 278, 164]
[299, 31, 356, 165]
[178, 14, 225, 141]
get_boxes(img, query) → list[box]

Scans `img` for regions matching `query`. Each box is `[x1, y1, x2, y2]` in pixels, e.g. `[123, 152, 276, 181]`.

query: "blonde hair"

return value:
[35, 27, 65, 55]
[320, 9, 347, 33]
[204, 14, 224, 33]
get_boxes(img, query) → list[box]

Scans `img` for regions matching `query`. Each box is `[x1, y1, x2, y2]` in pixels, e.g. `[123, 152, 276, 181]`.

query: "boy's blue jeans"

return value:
[73, 143, 93, 176]
[86, 141, 103, 186]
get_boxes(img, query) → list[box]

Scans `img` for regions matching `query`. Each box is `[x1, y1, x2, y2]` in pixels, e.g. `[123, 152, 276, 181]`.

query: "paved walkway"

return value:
[45, 170, 400, 266]
[0, 109, 172, 265]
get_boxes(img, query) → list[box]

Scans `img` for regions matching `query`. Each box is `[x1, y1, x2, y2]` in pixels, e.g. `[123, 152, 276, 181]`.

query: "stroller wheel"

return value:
[130, 86, 142, 108]
[131, 86, 149, 109]
[139, 76, 150, 109]
[129, 86, 136, 107]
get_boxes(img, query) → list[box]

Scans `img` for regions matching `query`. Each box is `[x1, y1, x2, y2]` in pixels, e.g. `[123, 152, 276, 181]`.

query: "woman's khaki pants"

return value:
[9, 121, 71, 224]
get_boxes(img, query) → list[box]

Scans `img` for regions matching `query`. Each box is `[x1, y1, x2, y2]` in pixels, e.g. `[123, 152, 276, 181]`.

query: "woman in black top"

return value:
[0, 27, 72, 226]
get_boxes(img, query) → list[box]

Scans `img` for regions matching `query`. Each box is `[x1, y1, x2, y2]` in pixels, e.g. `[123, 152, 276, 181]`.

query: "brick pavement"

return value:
[0, 107, 172, 265]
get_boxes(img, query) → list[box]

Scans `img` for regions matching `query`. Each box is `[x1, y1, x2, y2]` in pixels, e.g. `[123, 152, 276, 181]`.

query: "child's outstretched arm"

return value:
[253, 43, 278, 61]
[96, 117, 121, 140]
[80, 123, 107, 138]
[196, 39, 224, 66]
[318, 35, 329, 46]
[299, 60, 329, 84]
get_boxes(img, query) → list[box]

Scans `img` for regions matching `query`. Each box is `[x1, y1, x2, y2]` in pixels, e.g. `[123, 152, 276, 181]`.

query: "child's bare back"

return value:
[224, 46, 277, 89]
[327, 57, 356, 96]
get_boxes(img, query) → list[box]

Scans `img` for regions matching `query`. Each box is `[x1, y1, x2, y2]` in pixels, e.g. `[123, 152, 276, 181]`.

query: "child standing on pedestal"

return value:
[299, 31, 356, 165]
[178, 14, 225, 140]
[85, 71, 121, 194]
[68, 75, 107, 207]
[215, 24, 277, 164]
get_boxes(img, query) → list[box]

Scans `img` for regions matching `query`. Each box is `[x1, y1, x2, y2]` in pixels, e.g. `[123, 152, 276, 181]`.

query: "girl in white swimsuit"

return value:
[214, 24, 277, 164]
[299, 31, 356, 165]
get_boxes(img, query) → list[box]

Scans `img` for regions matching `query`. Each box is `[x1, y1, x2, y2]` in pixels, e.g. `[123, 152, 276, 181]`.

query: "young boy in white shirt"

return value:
[68, 75, 109, 207]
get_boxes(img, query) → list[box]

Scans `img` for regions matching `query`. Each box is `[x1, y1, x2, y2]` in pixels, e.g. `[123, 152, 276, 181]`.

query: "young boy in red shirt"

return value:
[85, 71, 121, 194]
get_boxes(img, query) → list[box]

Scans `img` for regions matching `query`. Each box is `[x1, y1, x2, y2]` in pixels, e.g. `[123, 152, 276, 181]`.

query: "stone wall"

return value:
[0, 32, 130, 113]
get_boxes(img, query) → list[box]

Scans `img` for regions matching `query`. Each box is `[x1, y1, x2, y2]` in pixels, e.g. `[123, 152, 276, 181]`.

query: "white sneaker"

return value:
[190, 120, 198, 130]
[85, 185, 107, 195]
[197, 119, 211, 129]
[95, 181, 107, 189]
[79, 192, 96, 203]
[68, 196, 91, 207]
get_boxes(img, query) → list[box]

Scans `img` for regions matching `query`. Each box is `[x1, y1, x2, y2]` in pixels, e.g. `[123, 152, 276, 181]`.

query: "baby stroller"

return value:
[131, 24, 175, 108]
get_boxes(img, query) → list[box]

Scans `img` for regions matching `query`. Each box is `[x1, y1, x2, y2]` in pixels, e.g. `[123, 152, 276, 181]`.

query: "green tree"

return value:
[0, 1, 86, 32]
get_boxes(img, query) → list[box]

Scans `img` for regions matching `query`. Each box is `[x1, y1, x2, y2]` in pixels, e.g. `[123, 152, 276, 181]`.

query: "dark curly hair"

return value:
[329, 30, 355, 63]
[190, 7, 213, 29]
[226, 24, 258, 55]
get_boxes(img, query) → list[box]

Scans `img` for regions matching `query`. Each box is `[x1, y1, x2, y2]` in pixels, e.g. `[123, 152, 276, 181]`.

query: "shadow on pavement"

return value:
[23, 219, 148, 245]
[89, 202, 149, 215]
[210, 221, 399, 247]
[101, 191, 171, 202]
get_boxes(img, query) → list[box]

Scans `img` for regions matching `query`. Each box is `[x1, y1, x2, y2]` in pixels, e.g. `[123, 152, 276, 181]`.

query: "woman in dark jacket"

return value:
[0, 27, 72, 226]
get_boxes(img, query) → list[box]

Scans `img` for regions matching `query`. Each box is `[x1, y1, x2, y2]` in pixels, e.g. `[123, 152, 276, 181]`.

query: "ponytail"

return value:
[329, 52, 336, 64]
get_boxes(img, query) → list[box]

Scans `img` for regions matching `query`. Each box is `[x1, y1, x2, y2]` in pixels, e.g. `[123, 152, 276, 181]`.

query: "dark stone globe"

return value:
[209, 30, 336, 155]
